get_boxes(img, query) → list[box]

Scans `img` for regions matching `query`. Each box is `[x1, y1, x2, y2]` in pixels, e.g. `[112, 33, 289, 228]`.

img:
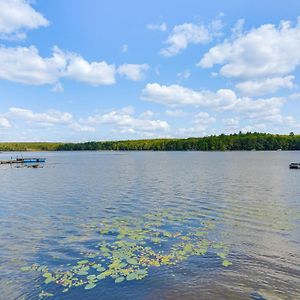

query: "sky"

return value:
[0, 0, 300, 142]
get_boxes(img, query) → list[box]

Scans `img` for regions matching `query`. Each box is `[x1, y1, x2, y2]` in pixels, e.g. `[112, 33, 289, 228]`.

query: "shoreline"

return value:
[1, 132, 300, 151]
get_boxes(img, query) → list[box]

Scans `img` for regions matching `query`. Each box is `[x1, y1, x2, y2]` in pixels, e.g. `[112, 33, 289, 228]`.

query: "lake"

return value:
[0, 151, 300, 300]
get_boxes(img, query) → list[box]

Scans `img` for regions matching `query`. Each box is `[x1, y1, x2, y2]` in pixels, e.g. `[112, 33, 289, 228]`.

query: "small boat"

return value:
[289, 163, 300, 169]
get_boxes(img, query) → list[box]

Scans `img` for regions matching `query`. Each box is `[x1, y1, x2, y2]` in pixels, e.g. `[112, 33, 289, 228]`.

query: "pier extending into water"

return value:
[0, 158, 46, 165]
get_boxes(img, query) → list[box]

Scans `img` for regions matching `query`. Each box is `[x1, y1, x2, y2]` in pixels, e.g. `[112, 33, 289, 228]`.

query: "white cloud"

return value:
[165, 109, 186, 117]
[233, 97, 284, 120]
[139, 110, 156, 119]
[0, 46, 66, 85]
[141, 82, 295, 130]
[122, 44, 128, 53]
[178, 112, 216, 136]
[223, 117, 239, 127]
[160, 23, 211, 57]
[199, 18, 300, 79]
[0, 116, 11, 128]
[117, 64, 149, 81]
[230, 97, 299, 129]
[51, 82, 64, 93]
[177, 126, 207, 136]
[231, 19, 245, 38]
[86, 106, 169, 132]
[177, 69, 191, 80]
[65, 55, 116, 86]
[241, 123, 267, 133]
[141, 83, 287, 117]
[0, 45, 149, 86]
[154, 65, 161, 76]
[147, 22, 167, 32]
[235, 76, 295, 96]
[4, 107, 99, 133]
[8, 107, 73, 126]
[177, 112, 215, 136]
[160, 16, 224, 57]
[222, 118, 240, 133]
[141, 83, 237, 108]
[0, 0, 49, 40]
[68, 122, 96, 132]
[194, 112, 216, 125]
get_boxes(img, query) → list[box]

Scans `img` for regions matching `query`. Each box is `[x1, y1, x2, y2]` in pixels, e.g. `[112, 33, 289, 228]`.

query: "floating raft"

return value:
[0, 158, 46, 164]
[289, 163, 300, 169]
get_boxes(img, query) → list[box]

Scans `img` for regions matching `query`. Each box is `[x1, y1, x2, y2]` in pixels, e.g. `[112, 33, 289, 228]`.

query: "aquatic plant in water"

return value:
[21, 210, 232, 298]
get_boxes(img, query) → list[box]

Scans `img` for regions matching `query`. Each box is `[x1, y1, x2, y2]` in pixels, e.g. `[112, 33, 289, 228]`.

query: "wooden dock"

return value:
[0, 158, 46, 164]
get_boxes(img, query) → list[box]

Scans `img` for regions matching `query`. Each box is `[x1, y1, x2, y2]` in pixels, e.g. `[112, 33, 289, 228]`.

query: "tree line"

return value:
[1, 132, 299, 151]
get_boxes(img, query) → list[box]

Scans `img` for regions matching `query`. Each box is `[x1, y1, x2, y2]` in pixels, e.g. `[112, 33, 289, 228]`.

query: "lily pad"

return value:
[115, 276, 125, 283]
[97, 273, 107, 280]
[126, 272, 138, 281]
[222, 260, 232, 267]
[87, 275, 97, 281]
[136, 269, 147, 275]
[97, 266, 106, 272]
[38, 291, 54, 298]
[85, 282, 96, 290]
[44, 277, 55, 284]
[25, 209, 232, 297]
[92, 264, 102, 269]
[217, 252, 227, 259]
[42, 272, 52, 278]
[127, 258, 138, 265]
[76, 270, 89, 276]
[78, 260, 89, 265]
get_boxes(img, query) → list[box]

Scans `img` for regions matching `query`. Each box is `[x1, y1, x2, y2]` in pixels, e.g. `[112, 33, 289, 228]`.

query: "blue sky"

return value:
[0, 0, 300, 141]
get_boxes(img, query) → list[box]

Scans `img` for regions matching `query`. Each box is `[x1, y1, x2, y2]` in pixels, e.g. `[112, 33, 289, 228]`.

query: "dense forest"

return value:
[0, 142, 62, 152]
[0, 133, 300, 151]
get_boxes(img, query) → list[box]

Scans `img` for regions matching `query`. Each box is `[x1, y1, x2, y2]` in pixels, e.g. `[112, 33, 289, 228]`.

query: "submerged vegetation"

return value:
[0, 133, 300, 151]
[21, 210, 231, 298]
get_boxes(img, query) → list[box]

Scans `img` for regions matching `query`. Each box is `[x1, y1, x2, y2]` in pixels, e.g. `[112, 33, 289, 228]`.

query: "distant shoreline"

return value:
[0, 132, 299, 151]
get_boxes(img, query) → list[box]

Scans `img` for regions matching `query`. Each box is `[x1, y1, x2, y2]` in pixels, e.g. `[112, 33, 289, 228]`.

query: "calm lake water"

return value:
[0, 151, 300, 300]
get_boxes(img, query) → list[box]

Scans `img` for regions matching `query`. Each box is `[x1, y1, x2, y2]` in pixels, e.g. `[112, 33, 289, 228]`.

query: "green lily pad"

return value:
[127, 258, 138, 265]
[87, 275, 97, 281]
[21, 266, 31, 272]
[119, 262, 127, 268]
[76, 270, 88, 276]
[42, 272, 52, 278]
[44, 276, 55, 284]
[24, 209, 232, 297]
[84, 282, 96, 290]
[97, 273, 107, 280]
[38, 291, 54, 298]
[126, 272, 138, 281]
[136, 269, 147, 275]
[217, 252, 227, 259]
[115, 276, 125, 283]
[222, 260, 232, 267]
[92, 264, 102, 269]
[78, 260, 89, 265]
[212, 243, 224, 249]
[96, 266, 106, 272]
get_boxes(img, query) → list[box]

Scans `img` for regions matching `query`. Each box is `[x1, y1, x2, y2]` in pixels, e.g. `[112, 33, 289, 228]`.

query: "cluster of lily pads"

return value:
[21, 209, 232, 298]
